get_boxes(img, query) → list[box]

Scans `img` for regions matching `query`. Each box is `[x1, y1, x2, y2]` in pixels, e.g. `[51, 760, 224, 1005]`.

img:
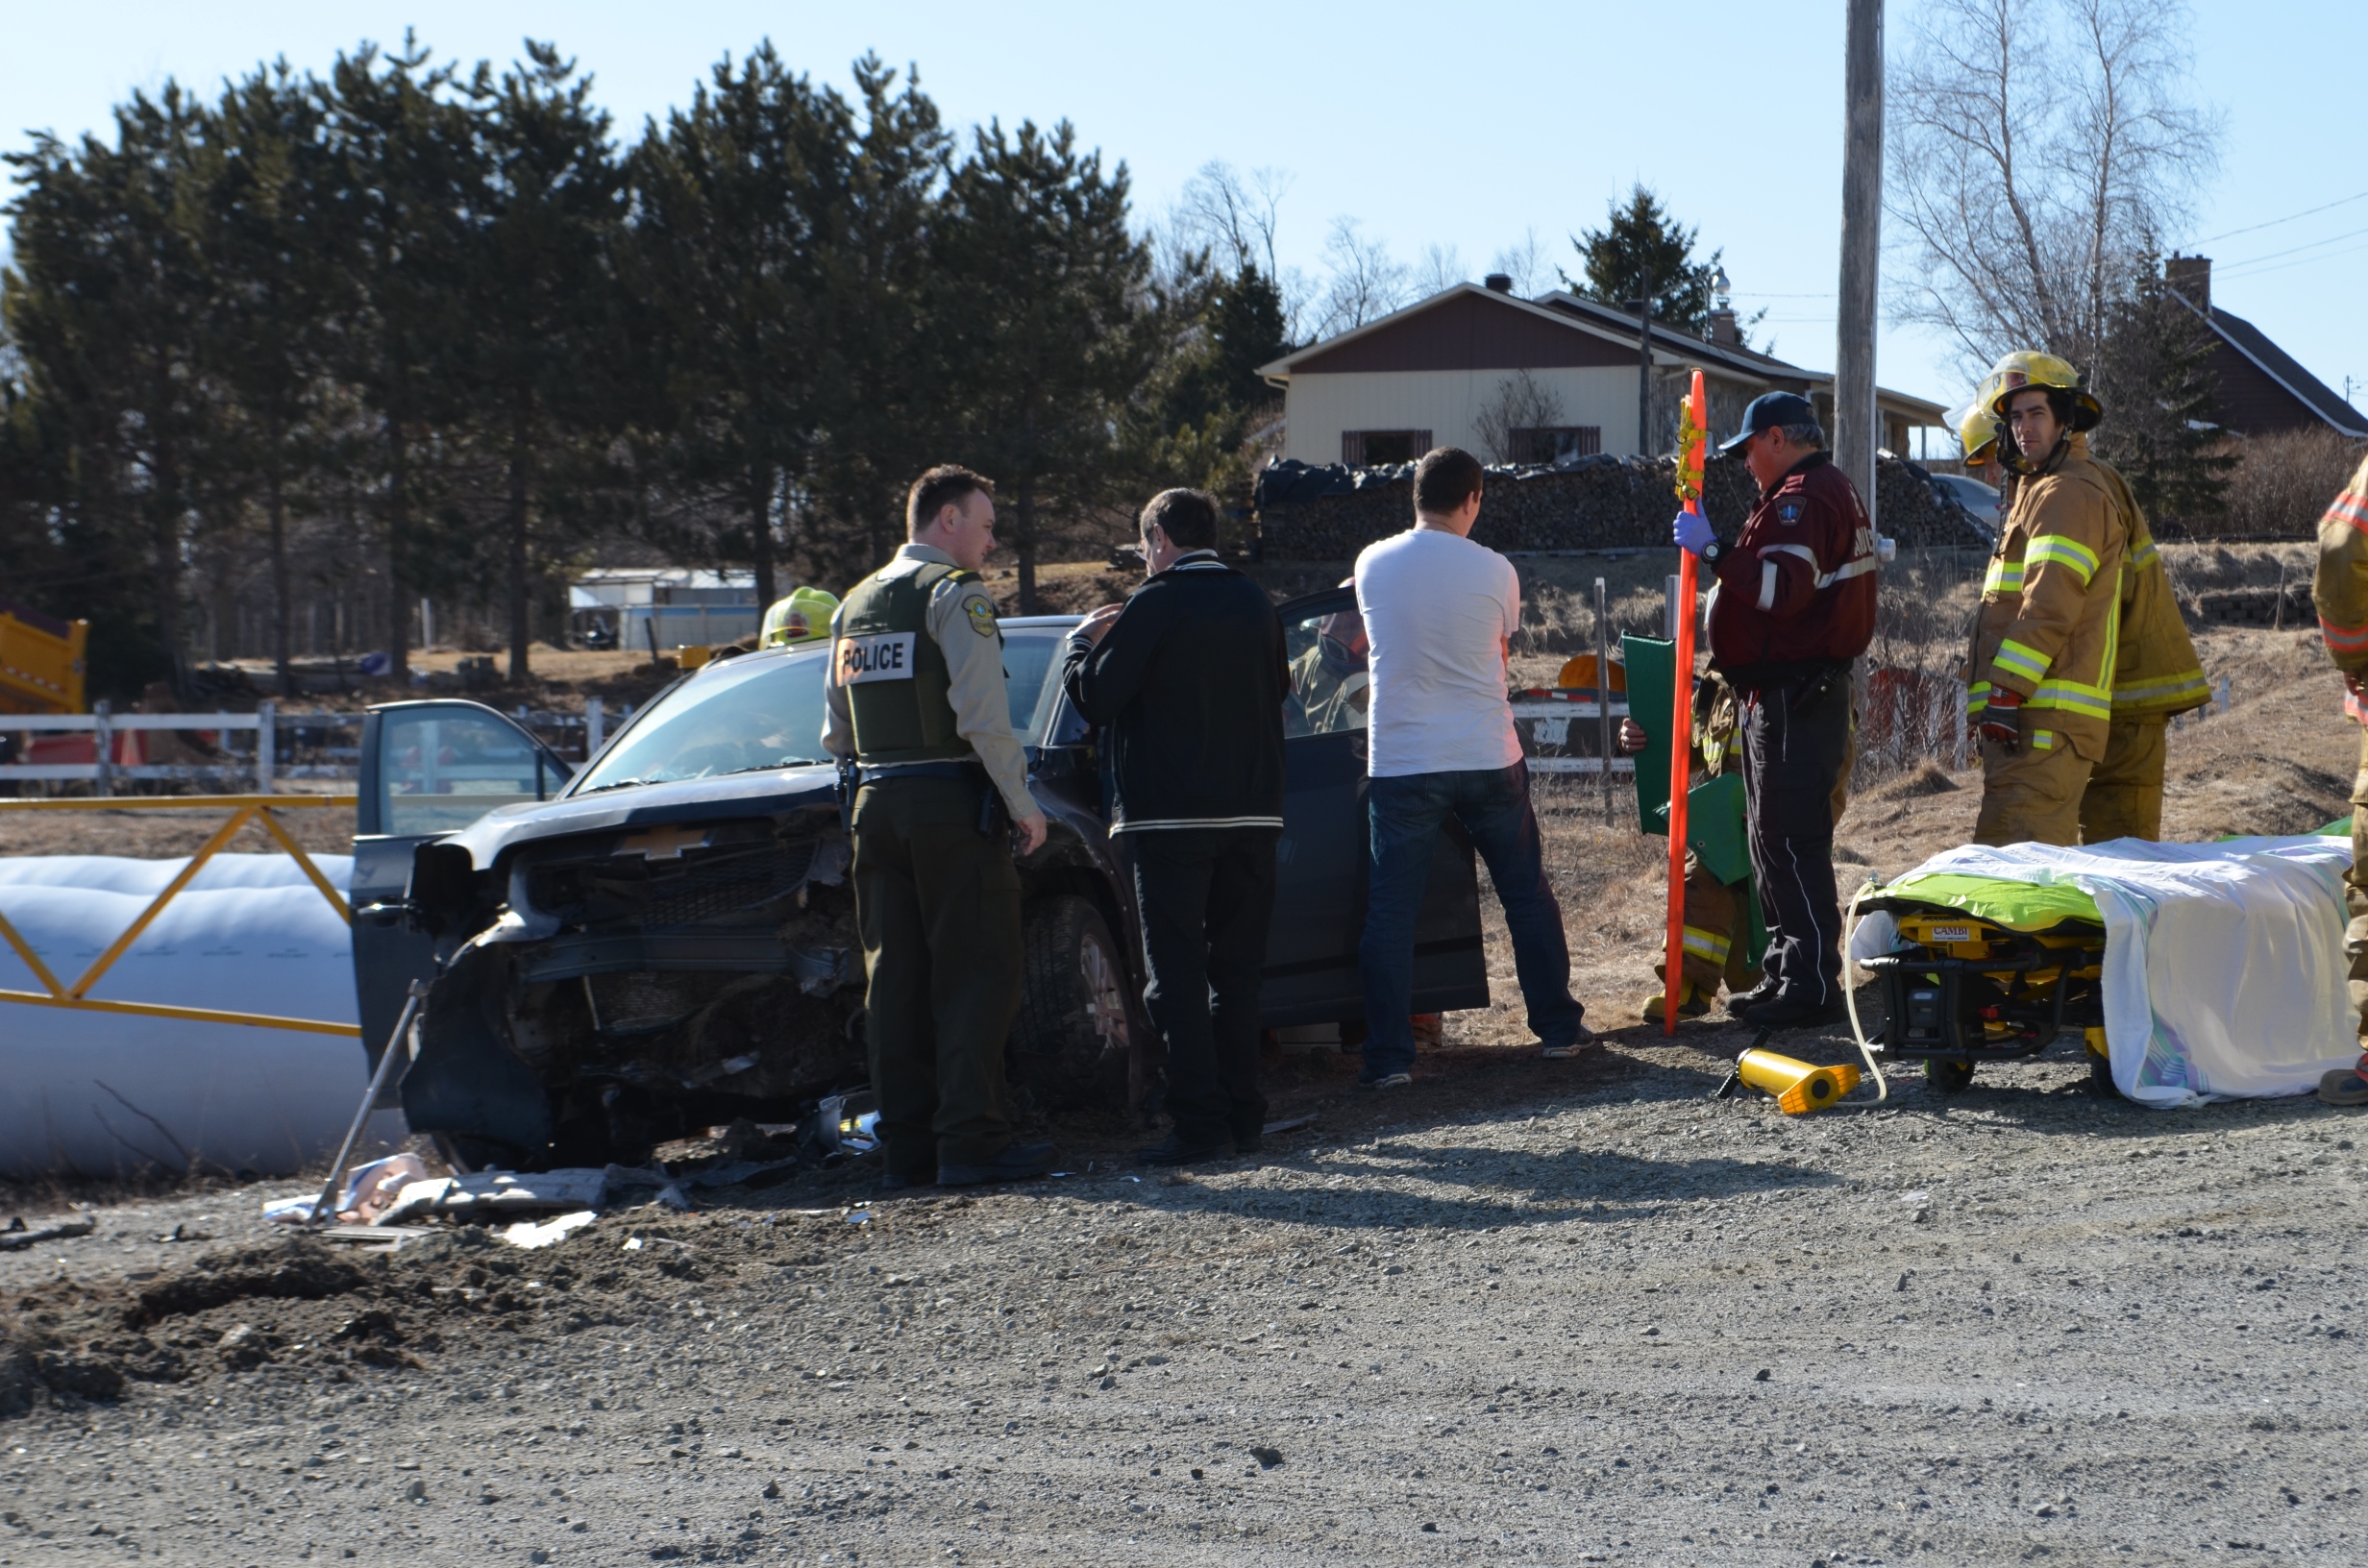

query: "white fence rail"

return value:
[0, 698, 622, 795]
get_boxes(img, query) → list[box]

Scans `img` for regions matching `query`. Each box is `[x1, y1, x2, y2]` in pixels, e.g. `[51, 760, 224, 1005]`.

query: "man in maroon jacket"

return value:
[1672, 392, 1877, 1029]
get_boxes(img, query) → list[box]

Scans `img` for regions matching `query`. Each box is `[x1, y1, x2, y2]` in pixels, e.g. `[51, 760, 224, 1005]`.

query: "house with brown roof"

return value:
[1254, 276, 1947, 466]
[2164, 256, 2367, 439]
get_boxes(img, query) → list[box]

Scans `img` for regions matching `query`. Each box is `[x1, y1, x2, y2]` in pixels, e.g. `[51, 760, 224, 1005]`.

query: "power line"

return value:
[2214, 240, 2368, 284]
[2195, 187, 2368, 246]
[2216, 223, 2368, 278]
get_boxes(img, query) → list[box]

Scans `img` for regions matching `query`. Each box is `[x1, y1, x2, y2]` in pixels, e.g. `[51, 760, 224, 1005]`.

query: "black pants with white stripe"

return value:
[1740, 667, 1854, 1006]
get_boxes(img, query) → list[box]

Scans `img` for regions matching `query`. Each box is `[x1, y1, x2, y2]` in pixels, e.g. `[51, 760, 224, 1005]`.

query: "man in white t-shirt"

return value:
[1351, 447, 1590, 1087]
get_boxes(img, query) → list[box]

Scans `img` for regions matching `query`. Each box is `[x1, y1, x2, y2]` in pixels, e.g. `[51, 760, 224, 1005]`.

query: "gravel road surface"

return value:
[3, 1033, 2361, 1566]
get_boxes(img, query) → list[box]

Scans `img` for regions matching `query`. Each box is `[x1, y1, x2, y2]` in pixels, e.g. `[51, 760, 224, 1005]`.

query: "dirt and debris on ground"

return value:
[0, 620, 2360, 1562]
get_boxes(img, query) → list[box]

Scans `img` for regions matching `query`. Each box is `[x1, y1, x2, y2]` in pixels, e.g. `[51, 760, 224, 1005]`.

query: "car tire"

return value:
[1014, 894, 1135, 1110]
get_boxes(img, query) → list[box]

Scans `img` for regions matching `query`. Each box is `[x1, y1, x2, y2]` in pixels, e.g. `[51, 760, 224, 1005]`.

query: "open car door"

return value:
[1263, 587, 1489, 1027]
[350, 700, 572, 1077]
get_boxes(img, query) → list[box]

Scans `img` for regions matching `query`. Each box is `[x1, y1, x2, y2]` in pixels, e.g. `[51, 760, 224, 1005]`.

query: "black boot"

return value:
[1134, 1131, 1231, 1166]
[937, 1141, 1057, 1188]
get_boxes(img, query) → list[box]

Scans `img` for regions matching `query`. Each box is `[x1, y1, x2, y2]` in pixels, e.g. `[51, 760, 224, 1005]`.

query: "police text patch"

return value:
[836, 631, 917, 684]
[965, 599, 998, 637]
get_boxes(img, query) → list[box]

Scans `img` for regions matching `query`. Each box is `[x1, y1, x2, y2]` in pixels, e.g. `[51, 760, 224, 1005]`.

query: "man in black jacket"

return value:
[1062, 489, 1289, 1164]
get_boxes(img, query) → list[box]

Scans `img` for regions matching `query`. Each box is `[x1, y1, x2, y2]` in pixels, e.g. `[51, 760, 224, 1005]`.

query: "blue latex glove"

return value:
[1671, 508, 1716, 557]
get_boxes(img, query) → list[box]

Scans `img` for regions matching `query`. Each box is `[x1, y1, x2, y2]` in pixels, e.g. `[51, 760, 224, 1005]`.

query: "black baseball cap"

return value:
[1717, 391, 1818, 453]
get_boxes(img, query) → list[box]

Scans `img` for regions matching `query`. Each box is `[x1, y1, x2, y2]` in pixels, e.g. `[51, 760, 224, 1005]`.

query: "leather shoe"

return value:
[1135, 1133, 1230, 1165]
[1737, 994, 1847, 1031]
[937, 1141, 1057, 1188]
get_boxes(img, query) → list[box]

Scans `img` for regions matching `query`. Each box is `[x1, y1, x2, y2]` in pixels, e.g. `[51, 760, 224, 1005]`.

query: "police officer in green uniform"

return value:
[823, 465, 1056, 1188]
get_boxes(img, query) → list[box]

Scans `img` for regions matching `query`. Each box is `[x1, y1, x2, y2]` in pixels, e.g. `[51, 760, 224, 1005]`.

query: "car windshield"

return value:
[571, 625, 1073, 795]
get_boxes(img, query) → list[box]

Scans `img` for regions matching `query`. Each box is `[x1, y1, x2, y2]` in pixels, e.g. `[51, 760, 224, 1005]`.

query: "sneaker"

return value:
[1359, 1070, 1414, 1090]
[1726, 979, 1781, 1017]
[2318, 1066, 2368, 1107]
[1641, 983, 1711, 1022]
[1541, 1022, 1599, 1059]
[937, 1140, 1057, 1188]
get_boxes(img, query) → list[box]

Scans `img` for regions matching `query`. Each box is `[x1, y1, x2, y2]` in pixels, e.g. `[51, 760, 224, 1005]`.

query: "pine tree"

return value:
[806, 57, 951, 576]
[2090, 258, 2238, 528]
[629, 44, 851, 609]
[938, 119, 1151, 611]
[1566, 184, 1727, 337]
[3, 86, 216, 684]
[322, 37, 479, 683]
[461, 41, 626, 679]
[200, 61, 350, 693]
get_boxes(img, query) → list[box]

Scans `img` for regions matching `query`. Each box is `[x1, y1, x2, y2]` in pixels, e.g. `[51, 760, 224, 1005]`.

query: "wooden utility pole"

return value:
[1836, 0, 1884, 524]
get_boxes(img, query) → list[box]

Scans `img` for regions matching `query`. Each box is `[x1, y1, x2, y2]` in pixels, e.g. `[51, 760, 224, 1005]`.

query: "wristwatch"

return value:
[1699, 539, 1724, 566]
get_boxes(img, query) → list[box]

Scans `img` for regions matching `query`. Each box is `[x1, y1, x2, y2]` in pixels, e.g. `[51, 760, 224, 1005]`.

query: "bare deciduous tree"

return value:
[1414, 242, 1467, 297]
[1887, 0, 2222, 377]
[1172, 159, 1290, 279]
[1313, 216, 1412, 338]
[1490, 228, 1550, 296]
[1473, 371, 1566, 465]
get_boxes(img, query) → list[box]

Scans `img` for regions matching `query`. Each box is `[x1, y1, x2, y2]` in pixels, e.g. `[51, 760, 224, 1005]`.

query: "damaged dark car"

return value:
[349, 589, 1489, 1170]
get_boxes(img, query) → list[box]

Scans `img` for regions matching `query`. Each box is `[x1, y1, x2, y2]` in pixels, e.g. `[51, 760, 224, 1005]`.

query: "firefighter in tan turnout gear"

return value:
[2311, 452, 2368, 1107]
[1968, 353, 2128, 846]
[824, 464, 1056, 1187]
[2083, 465, 2209, 841]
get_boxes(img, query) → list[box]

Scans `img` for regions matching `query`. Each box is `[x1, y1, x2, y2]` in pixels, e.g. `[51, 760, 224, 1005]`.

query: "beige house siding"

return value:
[1282, 367, 1640, 465]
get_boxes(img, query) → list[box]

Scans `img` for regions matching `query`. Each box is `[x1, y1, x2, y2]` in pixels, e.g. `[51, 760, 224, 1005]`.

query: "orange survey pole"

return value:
[1661, 370, 1710, 1036]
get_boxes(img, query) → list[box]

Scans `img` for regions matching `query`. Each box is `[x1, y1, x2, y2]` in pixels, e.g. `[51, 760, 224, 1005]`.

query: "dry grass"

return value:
[0, 799, 357, 858]
[2204, 429, 2364, 539]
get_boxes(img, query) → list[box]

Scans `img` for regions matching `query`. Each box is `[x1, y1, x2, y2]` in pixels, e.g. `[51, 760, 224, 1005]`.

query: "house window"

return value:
[1342, 429, 1430, 466]
[1508, 427, 1602, 464]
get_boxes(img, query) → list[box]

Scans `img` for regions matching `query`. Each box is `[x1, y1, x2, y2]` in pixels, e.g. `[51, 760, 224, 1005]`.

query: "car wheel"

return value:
[1014, 894, 1134, 1109]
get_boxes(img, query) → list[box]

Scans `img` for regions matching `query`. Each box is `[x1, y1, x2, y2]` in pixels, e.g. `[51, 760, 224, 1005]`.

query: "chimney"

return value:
[2165, 253, 2211, 312]
[1483, 272, 1514, 293]
[1708, 307, 1740, 346]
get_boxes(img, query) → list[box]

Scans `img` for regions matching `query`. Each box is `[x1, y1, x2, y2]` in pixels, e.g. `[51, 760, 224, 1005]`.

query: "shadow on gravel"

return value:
[1104, 1143, 1842, 1235]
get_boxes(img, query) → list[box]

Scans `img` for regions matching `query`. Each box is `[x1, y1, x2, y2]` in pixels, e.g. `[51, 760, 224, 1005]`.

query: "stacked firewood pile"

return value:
[1254, 453, 1987, 560]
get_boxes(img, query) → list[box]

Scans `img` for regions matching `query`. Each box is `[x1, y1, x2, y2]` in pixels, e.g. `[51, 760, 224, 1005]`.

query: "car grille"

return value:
[642, 840, 819, 927]
[588, 969, 735, 1034]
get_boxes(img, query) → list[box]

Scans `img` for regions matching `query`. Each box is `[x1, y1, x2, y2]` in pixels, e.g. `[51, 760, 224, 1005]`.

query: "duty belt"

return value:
[855, 759, 984, 788]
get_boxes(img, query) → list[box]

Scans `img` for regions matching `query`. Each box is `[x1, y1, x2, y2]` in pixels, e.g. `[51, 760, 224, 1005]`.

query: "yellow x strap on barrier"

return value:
[0, 795, 362, 1038]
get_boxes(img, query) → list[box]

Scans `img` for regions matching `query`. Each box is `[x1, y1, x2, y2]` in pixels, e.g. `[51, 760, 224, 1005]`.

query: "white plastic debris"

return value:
[500, 1211, 598, 1250]
[377, 1168, 609, 1226]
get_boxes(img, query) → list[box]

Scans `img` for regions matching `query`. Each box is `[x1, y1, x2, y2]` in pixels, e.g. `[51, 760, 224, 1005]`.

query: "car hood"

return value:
[448, 764, 843, 869]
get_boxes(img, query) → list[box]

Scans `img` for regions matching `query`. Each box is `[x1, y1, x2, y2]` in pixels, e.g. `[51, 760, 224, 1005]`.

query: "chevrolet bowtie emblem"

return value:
[614, 824, 709, 860]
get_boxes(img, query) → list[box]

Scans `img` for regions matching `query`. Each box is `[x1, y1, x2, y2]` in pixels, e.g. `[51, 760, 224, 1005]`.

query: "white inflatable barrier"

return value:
[0, 854, 403, 1177]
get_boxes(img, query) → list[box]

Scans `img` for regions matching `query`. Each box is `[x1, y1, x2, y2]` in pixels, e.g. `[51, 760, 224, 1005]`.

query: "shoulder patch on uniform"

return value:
[1777, 501, 1804, 525]
[965, 598, 998, 637]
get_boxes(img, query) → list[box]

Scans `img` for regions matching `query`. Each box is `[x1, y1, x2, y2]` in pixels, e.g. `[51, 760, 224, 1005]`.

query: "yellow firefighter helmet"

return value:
[1953, 385, 2004, 465]
[1984, 350, 2103, 431]
[761, 586, 840, 649]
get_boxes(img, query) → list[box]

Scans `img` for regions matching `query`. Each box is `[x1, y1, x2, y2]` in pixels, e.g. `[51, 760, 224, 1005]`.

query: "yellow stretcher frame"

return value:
[0, 795, 362, 1037]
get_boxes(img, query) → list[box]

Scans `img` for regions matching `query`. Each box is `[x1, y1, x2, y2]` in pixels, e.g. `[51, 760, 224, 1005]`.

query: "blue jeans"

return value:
[1358, 760, 1582, 1076]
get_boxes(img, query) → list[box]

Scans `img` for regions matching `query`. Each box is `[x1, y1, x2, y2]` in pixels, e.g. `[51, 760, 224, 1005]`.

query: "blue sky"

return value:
[5, 0, 2363, 444]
